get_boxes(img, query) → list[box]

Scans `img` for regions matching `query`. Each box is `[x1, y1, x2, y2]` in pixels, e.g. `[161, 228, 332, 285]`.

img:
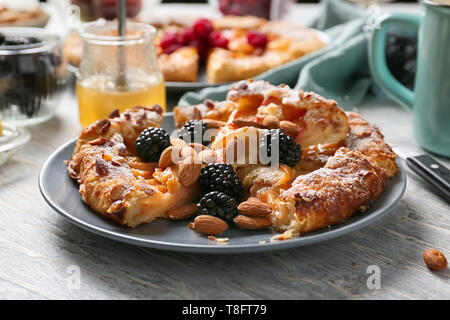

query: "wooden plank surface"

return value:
[0, 3, 449, 300]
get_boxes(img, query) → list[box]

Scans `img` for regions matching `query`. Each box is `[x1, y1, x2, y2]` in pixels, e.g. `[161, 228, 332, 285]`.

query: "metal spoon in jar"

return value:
[117, 0, 127, 88]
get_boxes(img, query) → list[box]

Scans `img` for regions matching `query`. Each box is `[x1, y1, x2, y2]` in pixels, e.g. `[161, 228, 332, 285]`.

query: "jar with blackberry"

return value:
[0, 28, 68, 126]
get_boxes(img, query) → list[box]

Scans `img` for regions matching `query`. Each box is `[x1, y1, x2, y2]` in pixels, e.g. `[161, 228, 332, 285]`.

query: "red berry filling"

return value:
[193, 18, 214, 40]
[247, 31, 268, 48]
[160, 18, 229, 58]
[209, 31, 228, 49]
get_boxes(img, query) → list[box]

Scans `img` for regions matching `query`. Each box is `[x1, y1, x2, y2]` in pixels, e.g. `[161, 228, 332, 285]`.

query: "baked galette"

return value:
[68, 80, 398, 239]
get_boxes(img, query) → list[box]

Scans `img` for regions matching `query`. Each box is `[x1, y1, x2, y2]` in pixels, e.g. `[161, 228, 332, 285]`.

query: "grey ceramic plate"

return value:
[39, 114, 406, 253]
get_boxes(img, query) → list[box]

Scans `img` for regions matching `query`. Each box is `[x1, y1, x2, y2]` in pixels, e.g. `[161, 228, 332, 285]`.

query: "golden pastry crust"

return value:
[68, 106, 201, 227]
[206, 48, 281, 83]
[346, 112, 398, 178]
[72, 105, 163, 155]
[213, 15, 267, 31]
[206, 22, 326, 83]
[272, 147, 388, 234]
[226, 80, 349, 148]
[173, 100, 237, 128]
[158, 46, 199, 82]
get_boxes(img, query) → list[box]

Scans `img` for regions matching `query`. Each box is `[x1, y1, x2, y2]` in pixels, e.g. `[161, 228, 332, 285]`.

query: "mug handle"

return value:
[368, 13, 421, 109]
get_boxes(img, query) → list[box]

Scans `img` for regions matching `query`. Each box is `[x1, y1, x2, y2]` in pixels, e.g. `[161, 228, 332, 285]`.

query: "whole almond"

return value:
[280, 120, 300, 136]
[238, 197, 272, 217]
[423, 249, 448, 271]
[159, 146, 174, 168]
[178, 156, 202, 186]
[167, 203, 198, 220]
[232, 119, 266, 129]
[180, 146, 197, 159]
[194, 215, 229, 235]
[198, 149, 217, 164]
[234, 215, 272, 230]
[170, 137, 186, 148]
[203, 119, 226, 129]
[188, 143, 208, 153]
[262, 115, 280, 129]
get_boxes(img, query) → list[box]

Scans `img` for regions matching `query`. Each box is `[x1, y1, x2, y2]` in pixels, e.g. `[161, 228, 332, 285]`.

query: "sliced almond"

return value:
[158, 146, 174, 168]
[262, 115, 280, 129]
[232, 119, 266, 129]
[194, 215, 229, 235]
[233, 215, 272, 230]
[178, 156, 202, 186]
[192, 106, 202, 120]
[167, 203, 198, 220]
[238, 197, 272, 217]
[203, 118, 227, 129]
[280, 120, 300, 136]
[109, 184, 126, 201]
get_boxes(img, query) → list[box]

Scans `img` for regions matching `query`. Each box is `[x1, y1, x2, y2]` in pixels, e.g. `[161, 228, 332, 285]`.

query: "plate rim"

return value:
[39, 138, 407, 254]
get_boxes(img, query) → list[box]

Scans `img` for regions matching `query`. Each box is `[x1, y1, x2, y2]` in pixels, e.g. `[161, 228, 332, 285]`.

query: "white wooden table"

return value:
[1, 3, 449, 300]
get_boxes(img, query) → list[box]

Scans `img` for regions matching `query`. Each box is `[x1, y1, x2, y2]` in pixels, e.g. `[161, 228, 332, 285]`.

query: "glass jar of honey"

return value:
[76, 20, 165, 127]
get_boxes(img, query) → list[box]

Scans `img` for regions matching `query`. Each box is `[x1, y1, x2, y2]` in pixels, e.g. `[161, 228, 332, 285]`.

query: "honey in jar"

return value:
[77, 20, 165, 127]
[76, 75, 165, 127]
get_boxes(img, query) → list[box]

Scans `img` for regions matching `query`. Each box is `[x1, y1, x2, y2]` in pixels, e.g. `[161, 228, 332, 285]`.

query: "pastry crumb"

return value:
[187, 222, 195, 229]
[208, 236, 229, 244]
[270, 230, 297, 242]
[259, 240, 266, 244]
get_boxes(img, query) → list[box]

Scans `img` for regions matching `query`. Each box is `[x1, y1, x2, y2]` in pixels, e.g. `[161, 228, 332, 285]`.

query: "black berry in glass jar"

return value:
[0, 28, 67, 125]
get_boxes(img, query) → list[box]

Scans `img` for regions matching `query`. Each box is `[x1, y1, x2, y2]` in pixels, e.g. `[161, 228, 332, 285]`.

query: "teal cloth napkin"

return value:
[178, 0, 373, 110]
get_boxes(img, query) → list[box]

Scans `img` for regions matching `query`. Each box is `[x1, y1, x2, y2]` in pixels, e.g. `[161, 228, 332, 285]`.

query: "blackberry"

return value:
[197, 191, 238, 224]
[178, 120, 210, 146]
[198, 163, 243, 200]
[135, 127, 170, 162]
[259, 129, 301, 167]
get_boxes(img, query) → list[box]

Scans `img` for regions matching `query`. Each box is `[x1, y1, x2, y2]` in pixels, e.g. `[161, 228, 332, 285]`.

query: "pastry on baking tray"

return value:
[68, 79, 397, 238]
[63, 15, 326, 83]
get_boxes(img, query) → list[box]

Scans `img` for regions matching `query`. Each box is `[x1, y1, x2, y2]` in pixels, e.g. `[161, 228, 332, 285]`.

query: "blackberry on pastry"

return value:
[259, 129, 301, 167]
[135, 127, 170, 162]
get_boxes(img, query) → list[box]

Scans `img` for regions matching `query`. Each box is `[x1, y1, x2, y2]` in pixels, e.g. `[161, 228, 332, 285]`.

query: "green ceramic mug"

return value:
[369, 0, 450, 157]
